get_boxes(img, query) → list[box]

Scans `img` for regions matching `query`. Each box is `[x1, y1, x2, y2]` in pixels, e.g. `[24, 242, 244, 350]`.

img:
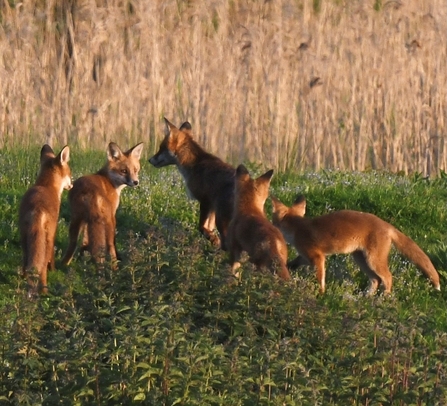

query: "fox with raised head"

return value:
[62, 142, 143, 267]
[227, 165, 290, 280]
[19, 145, 72, 295]
[149, 118, 235, 250]
[271, 195, 441, 294]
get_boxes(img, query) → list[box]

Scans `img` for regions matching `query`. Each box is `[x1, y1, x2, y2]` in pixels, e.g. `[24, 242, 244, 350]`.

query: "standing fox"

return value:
[62, 142, 143, 267]
[19, 145, 72, 295]
[227, 165, 290, 280]
[271, 195, 441, 294]
[149, 118, 235, 250]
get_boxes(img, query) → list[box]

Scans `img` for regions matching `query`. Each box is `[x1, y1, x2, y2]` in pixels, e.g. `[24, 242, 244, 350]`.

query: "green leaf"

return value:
[133, 393, 146, 401]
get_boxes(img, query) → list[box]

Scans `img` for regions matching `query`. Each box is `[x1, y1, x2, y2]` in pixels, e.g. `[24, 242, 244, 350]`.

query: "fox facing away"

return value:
[62, 142, 143, 267]
[149, 118, 235, 250]
[19, 145, 72, 295]
[227, 165, 290, 280]
[271, 195, 441, 294]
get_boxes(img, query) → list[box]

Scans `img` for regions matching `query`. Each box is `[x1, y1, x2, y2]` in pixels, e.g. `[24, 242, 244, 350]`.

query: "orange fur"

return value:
[62, 142, 143, 267]
[227, 165, 289, 280]
[271, 195, 441, 294]
[149, 118, 235, 250]
[19, 145, 72, 295]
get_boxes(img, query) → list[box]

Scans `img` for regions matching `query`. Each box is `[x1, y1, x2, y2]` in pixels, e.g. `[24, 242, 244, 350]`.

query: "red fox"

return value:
[227, 165, 290, 280]
[149, 118, 235, 250]
[19, 145, 72, 295]
[62, 142, 143, 267]
[271, 195, 441, 294]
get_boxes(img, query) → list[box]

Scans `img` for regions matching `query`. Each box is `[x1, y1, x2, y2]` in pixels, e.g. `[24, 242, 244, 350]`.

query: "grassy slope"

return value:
[0, 148, 447, 404]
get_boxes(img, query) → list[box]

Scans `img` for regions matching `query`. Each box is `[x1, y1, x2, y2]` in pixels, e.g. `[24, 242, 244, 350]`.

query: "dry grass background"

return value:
[0, 0, 446, 173]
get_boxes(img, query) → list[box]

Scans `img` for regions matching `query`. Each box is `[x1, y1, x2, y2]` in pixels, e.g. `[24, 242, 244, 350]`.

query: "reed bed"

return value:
[0, 0, 446, 173]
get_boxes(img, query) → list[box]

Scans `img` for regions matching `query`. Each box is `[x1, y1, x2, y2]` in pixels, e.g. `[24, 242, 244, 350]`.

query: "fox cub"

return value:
[62, 142, 143, 267]
[149, 118, 235, 250]
[227, 165, 290, 280]
[271, 195, 441, 294]
[19, 145, 72, 295]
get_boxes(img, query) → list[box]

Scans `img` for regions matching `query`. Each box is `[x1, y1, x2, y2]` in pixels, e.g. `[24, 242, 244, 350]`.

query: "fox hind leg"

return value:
[216, 200, 233, 251]
[79, 224, 89, 255]
[215, 215, 229, 251]
[40, 227, 56, 294]
[308, 253, 326, 293]
[47, 224, 57, 272]
[352, 250, 392, 294]
[104, 215, 118, 268]
[229, 246, 242, 278]
[62, 216, 84, 265]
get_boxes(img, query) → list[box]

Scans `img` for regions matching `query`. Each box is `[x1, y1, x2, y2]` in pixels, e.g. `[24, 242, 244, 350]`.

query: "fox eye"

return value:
[121, 169, 128, 175]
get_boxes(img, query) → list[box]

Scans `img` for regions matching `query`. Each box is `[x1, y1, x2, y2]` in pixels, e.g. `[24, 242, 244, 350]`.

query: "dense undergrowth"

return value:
[0, 147, 447, 404]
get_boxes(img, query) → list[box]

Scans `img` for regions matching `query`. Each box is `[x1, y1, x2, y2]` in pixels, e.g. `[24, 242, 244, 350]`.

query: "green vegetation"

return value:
[1, 149, 447, 404]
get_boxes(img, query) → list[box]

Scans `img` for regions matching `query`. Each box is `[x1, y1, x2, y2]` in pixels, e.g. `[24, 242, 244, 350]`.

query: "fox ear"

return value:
[292, 195, 306, 216]
[270, 196, 284, 212]
[40, 144, 55, 162]
[107, 142, 124, 161]
[128, 142, 144, 160]
[179, 122, 192, 131]
[164, 117, 178, 136]
[270, 196, 289, 221]
[58, 145, 70, 164]
[179, 121, 193, 137]
[259, 169, 274, 183]
[294, 194, 306, 205]
[236, 164, 250, 177]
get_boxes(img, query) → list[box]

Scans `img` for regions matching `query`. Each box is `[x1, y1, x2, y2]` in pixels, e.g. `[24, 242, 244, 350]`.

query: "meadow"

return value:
[1, 0, 447, 404]
[0, 147, 446, 404]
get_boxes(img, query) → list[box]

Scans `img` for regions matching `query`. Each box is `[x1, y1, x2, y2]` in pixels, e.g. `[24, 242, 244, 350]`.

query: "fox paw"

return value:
[208, 234, 221, 248]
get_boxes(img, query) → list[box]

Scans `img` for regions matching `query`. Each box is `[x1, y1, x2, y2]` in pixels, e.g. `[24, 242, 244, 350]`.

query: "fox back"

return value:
[271, 195, 440, 294]
[149, 118, 235, 249]
[62, 142, 143, 266]
[227, 165, 289, 280]
[19, 145, 72, 295]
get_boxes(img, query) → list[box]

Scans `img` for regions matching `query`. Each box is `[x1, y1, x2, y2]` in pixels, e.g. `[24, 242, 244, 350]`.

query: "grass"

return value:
[0, 148, 447, 404]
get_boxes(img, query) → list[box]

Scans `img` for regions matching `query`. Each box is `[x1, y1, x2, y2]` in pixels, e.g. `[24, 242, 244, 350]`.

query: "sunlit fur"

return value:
[19, 145, 72, 295]
[271, 195, 441, 294]
[62, 142, 143, 267]
[227, 165, 289, 280]
[149, 118, 235, 250]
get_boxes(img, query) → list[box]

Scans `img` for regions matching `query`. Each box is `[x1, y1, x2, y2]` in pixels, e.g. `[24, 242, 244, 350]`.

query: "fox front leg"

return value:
[199, 203, 220, 247]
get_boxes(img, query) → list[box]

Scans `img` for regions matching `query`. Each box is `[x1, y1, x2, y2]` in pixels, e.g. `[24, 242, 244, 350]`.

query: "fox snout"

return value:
[123, 173, 140, 187]
[148, 155, 159, 166]
[149, 150, 176, 168]
[63, 175, 73, 190]
[149, 154, 165, 168]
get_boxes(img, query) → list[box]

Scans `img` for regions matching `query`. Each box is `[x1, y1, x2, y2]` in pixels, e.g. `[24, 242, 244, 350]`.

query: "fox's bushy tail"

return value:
[391, 228, 441, 290]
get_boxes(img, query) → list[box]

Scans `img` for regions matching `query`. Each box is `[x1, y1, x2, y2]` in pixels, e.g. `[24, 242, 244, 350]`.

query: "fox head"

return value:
[149, 118, 193, 167]
[271, 195, 307, 225]
[38, 144, 72, 192]
[234, 164, 274, 212]
[107, 142, 144, 189]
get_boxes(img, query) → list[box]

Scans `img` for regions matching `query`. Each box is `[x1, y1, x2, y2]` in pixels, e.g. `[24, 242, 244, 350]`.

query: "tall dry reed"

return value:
[0, 0, 445, 173]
